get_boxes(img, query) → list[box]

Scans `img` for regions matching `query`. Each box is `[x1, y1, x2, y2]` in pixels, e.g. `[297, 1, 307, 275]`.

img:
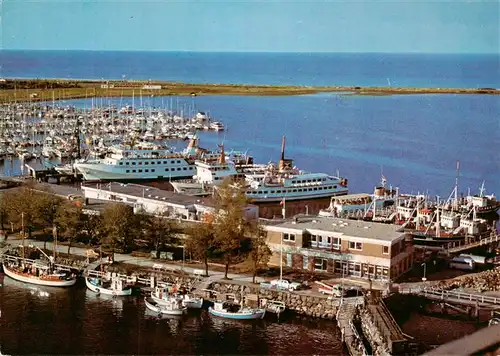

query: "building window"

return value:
[283, 233, 295, 242]
[126, 170, 130, 173]
[303, 256, 309, 269]
[311, 235, 317, 242]
[383, 246, 389, 254]
[151, 169, 155, 172]
[332, 237, 341, 250]
[349, 241, 363, 250]
[165, 168, 169, 171]
[314, 258, 328, 271]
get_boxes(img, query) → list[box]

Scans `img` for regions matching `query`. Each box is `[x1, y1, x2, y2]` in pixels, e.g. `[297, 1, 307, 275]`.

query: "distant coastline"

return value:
[0, 78, 498, 103]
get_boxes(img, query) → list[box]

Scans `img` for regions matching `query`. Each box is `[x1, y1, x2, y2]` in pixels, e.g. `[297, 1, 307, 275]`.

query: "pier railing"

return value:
[445, 232, 500, 253]
[366, 297, 407, 354]
[399, 287, 500, 307]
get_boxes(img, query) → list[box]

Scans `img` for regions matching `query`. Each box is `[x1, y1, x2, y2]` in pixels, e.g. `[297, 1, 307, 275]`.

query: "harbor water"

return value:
[0, 275, 345, 355]
[3, 93, 498, 197]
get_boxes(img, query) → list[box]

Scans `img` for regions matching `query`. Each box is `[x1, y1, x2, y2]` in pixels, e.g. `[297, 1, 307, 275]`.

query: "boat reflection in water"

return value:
[85, 288, 124, 316]
[0, 273, 61, 298]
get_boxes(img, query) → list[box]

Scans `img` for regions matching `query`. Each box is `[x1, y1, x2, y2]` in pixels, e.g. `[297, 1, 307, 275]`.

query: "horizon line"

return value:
[1, 49, 499, 55]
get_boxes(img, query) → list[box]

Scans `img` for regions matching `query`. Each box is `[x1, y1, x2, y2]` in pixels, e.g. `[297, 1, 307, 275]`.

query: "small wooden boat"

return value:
[85, 277, 133, 296]
[144, 297, 187, 316]
[208, 301, 266, 320]
[2, 261, 77, 288]
[263, 300, 286, 314]
[180, 293, 204, 309]
[151, 285, 203, 309]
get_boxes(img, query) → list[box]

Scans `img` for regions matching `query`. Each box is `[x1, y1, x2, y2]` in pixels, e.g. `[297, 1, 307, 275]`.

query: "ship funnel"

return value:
[187, 132, 199, 149]
[278, 135, 293, 172]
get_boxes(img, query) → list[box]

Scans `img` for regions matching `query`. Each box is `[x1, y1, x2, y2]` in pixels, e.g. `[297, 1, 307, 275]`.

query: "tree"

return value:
[80, 213, 102, 246]
[33, 191, 63, 234]
[212, 179, 252, 279]
[55, 201, 83, 254]
[185, 220, 217, 277]
[5, 184, 42, 238]
[100, 203, 138, 259]
[141, 210, 178, 252]
[0, 192, 9, 231]
[247, 226, 271, 283]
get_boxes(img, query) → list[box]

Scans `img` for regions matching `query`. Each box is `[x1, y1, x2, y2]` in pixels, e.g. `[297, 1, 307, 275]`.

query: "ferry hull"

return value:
[85, 277, 133, 296]
[2, 263, 77, 287]
[256, 196, 344, 219]
[74, 164, 195, 181]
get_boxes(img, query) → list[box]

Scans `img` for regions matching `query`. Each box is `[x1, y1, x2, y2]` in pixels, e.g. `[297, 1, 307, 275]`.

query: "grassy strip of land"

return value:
[0, 78, 498, 103]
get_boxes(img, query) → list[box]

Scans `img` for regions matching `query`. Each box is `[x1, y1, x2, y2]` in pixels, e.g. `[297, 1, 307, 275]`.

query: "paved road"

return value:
[3, 237, 264, 284]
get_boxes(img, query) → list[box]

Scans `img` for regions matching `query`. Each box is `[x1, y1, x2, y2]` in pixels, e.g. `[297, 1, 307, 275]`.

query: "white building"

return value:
[81, 182, 259, 222]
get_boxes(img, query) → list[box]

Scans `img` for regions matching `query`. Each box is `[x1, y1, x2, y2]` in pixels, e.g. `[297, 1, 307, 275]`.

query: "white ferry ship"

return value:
[172, 137, 349, 203]
[73, 137, 208, 181]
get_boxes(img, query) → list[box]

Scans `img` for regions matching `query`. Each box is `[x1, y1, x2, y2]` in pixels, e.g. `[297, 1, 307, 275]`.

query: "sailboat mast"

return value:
[455, 161, 460, 206]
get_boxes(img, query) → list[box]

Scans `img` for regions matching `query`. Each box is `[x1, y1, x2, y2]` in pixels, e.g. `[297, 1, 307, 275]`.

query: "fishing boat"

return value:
[144, 297, 187, 316]
[85, 276, 133, 296]
[2, 259, 77, 287]
[150, 285, 203, 309]
[262, 300, 286, 315]
[180, 293, 204, 309]
[208, 301, 266, 320]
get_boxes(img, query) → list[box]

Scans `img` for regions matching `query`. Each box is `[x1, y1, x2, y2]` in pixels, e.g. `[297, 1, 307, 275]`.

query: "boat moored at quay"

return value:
[172, 136, 349, 205]
[2, 259, 78, 287]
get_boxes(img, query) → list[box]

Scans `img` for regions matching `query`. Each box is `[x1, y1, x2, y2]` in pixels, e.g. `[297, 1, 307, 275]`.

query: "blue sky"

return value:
[2, 0, 499, 53]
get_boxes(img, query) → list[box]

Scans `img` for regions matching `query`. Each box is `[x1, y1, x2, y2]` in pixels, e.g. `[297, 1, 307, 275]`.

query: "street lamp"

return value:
[421, 262, 427, 282]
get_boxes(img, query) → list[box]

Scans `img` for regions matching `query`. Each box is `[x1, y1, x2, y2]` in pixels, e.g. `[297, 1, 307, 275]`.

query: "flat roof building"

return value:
[264, 216, 413, 282]
[81, 182, 259, 222]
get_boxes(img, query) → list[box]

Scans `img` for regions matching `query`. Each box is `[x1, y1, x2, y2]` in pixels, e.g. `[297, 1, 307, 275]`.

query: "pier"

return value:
[399, 287, 500, 309]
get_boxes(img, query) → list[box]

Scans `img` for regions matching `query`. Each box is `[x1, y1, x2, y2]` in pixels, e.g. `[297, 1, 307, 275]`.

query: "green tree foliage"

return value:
[0, 192, 10, 231]
[80, 213, 103, 246]
[141, 210, 179, 251]
[55, 201, 83, 254]
[212, 179, 253, 279]
[100, 203, 138, 258]
[185, 220, 217, 277]
[247, 226, 272, 283]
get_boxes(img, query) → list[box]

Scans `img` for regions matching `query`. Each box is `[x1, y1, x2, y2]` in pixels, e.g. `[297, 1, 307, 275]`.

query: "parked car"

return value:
[269, 279, 302, 291]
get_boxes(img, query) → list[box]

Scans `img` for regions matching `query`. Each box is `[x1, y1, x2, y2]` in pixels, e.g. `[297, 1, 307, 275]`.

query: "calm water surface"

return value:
[53, 94, 500, 197]
[0, 275, 345, 355]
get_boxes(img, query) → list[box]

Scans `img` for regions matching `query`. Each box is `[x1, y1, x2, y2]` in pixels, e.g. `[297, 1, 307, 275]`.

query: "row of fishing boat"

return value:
[1, 254, 265, 320]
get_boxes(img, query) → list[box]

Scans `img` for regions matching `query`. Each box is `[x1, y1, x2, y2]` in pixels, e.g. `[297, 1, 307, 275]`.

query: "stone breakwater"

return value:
[358, 307, 392, 356]
[208, 281, 340, 320]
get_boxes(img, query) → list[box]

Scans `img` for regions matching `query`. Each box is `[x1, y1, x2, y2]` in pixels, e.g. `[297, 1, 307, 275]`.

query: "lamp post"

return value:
[279, 233, 283, 281]
[421, 262, 427, 282]
[182, 244, 185, 272]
